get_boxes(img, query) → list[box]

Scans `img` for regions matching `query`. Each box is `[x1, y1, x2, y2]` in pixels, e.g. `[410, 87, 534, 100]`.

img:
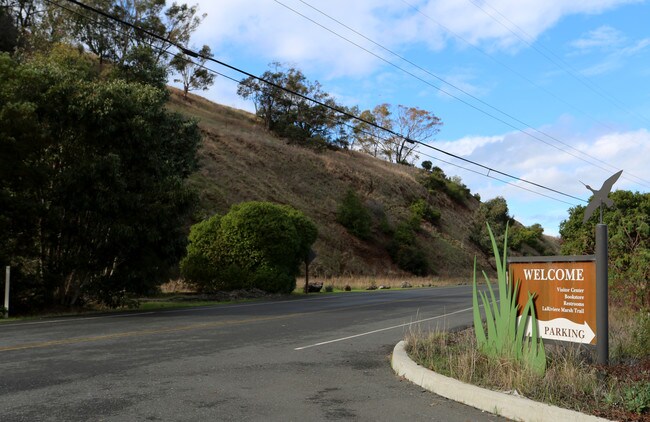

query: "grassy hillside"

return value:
[167, 88, 557, 280]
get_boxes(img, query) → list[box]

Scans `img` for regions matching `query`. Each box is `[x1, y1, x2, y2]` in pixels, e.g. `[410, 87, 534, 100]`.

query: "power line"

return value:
[465, 0, 650, 127]
[276, 0, 650, 190]
[44, 0, 243, 86]
[58, 0, 588, 205]
[415, 149, 579, 207]
[398, 0, 619, 134]
[347, 119, 580, 207]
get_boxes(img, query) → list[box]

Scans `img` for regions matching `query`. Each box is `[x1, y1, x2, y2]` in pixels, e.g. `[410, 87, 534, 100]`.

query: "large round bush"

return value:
[181, 202, 317, 293]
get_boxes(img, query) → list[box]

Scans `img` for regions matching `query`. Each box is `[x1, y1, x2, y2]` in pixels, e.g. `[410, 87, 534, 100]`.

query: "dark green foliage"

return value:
[113, 45, 168, 89]
[181, 202, 317, 294]
[388, 221, 429, 276]
[0, 50, 200, 310]
[421, 167, 448, 190]
[383, 199, 438, 275]
[237, 62, 354, 149]
[509, 223, 544, 251]
[410, 199, 441, 226]
[421, 160, 432, 171]
[337, 190, 372, 240]
[560, 190, 650, 309]
[445, 176, 472, 203]
[392, 243, 429, 276]
[171, 44, 215, 98]
[179, 214, 229, 291]
[0, 7, 18, 53]
[470, 197, 513, 254]
[420, 167, 471, 204]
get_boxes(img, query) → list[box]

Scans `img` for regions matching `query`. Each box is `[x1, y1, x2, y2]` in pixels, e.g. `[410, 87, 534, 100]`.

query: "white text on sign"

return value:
[522, 268, 585, 281]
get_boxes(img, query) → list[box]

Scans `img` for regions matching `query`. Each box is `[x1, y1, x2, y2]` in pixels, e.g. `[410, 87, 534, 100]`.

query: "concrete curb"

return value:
[391, 341, 611, 422]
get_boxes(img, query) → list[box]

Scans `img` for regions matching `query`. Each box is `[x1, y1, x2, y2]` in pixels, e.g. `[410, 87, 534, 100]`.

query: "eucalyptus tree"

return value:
[170, 44, 214, 98]
[353, 103, 442, 164]
[237, 62, 349, 148]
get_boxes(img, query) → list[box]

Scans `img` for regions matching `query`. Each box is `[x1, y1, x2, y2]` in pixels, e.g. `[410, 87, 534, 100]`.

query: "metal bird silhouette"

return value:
[581, 170, 623, 224]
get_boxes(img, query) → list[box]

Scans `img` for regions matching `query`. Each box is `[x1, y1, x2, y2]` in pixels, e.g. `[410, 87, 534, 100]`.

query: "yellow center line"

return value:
[0, 313, 302, 352]
[0, 295, 445, 353]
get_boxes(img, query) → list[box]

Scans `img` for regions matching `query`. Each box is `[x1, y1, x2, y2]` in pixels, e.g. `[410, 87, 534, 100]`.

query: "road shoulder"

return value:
[391, 340, 612, 422]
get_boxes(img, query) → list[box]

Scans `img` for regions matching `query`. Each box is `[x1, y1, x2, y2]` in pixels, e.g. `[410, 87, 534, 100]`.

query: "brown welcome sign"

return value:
[509, 256, 597, 345]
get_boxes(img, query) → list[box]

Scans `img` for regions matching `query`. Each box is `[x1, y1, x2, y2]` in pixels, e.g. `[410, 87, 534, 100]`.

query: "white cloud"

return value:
[433, 67, 491, 100]
[570, 25, 626, 52]
[432, 122, 650, 235]
[435, 134, 503, 156]
[569, 26, 650, 76]
[191, 0, 641, 79]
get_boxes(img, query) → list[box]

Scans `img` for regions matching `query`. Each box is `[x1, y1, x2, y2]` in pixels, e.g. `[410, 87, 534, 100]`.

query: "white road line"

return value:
[294, 305, 474, 351]
[1, 285, 474, 327]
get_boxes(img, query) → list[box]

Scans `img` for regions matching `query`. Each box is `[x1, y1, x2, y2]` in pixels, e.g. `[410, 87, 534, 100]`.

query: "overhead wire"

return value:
[276, 0, 650, 190]
[57, 0, 588, 205]
[465, 0, 650, 127]
[342, 119, 579, 206]
[44, 0, 243, 83]
[398, 1, 620, 140]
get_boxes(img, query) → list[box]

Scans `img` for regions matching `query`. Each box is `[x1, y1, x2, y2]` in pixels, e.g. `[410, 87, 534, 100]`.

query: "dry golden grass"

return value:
[159, 279, 195, 294]
[160, 276, 467, 294]
[304, 275, 467, 290]
[165, 87, 509, 279]
[406, 306, 649, 420]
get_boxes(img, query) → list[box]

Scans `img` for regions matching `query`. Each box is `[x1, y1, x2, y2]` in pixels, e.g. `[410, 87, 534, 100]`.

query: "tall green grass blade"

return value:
[472, 257, 487, 347]
[527, 292, 546, 374]
[471, 222, 546, 372]
[482, 270, 501, 330]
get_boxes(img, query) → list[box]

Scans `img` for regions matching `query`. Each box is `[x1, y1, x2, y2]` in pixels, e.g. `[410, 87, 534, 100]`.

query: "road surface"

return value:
[0, 286, 504, 421]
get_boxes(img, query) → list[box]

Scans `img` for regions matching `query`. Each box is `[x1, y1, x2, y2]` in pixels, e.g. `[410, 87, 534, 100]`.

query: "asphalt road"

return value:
[0, 286, 505, 421]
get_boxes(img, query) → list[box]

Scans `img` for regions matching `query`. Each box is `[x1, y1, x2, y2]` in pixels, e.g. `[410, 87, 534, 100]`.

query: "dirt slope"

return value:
[167, 88, 556, 279]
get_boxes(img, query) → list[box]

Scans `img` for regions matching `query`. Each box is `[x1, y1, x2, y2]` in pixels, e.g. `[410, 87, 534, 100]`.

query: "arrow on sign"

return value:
[518, 317, 596, 344]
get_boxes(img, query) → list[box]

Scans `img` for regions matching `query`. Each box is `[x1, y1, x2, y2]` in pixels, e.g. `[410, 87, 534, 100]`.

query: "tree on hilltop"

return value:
[237, 62, 352, 148]
[353, 103, 442, 164]
[171, 44, 215, 98]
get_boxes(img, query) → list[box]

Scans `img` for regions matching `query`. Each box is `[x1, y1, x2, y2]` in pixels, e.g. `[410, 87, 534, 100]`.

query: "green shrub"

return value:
[509, 223, 544, 251]
[470, 196, 513, 253]
[623, 382, 650, 414]
[180, 214, 230, 291]
[337, 189, 372, 240]
[420, 168, 471, 205]
[560, 190, 650, 309]
[250, 265, 296, 293]
[445, 179, 470, 203]
[630, 312, 650, 359]
[472, 223, 546, 375]
[421, 168, 447, 191]
[388, 221, 429, 276]
[394, 244, 429, 276]
[181, 202, 317, 294]
[410, 199, 441, 226]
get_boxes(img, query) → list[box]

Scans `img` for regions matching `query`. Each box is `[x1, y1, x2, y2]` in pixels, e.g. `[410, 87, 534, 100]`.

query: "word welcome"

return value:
[523, 268, 585, 281]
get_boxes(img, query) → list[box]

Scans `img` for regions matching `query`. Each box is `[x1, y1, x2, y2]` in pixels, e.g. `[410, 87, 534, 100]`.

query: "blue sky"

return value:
[180, 0, 650, 236]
